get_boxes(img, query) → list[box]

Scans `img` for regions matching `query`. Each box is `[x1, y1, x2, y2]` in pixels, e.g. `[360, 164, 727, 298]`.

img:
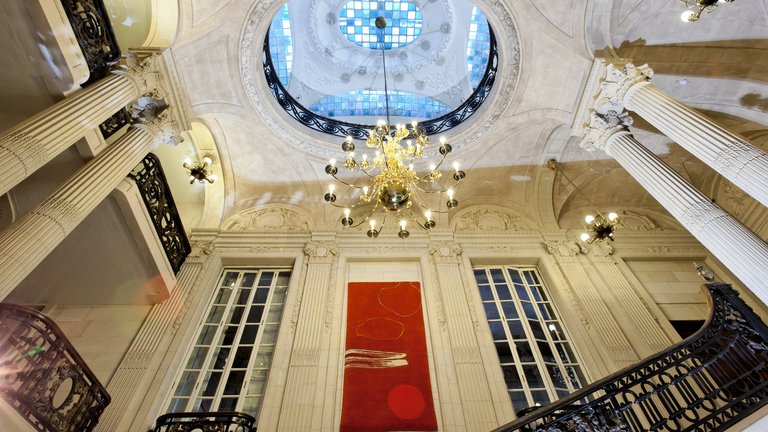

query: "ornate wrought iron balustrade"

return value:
[129, 154, 191, 274]
[60, 0, 121, 84]
[262, 28, 498, 140]
[152, 411, 256, 432]
[495, 282, 768, 432]
[0, 304, 110, 432]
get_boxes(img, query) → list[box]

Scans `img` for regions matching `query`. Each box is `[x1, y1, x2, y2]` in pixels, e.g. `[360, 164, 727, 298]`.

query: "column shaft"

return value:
[0, 127, 155, 300]
[606, 134, 768, 303]
[0, 74, 138, 196]
[626, 84, 768, 208]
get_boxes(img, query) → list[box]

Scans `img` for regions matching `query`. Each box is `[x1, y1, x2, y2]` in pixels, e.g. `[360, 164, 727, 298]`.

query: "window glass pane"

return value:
[489, 321, 506, 340]
[237, 288, 252, 305]
[254, 345, 275, 368]
[516, 341, 534, 362]
[502, 365, 522, 389]
[508, 320, 525, 339]
[501, 301, 518, 319]
[174, 371, 198, 396]
[242, 273, 257, 287]
[227, 306, 245, 325]
[509, 391, 528, 414]
[248, 370, 268, 395]
[218, 327, 238, 346]
[495, 342, 514, 364]
[537, 303, 553, 320]
[537, 341, 555, 362]
[483, 302, 500, 320]
[491, 269, 505, 284]
[206, 306, 224, 324]
[547, 322, 564, 341]
[194, 398, 213, 412]
[255, 288, 270, 303]
[258, 272, 274, 287]
[528, 320, 545, 340]
[240, 325, 260, 345]
[248, 306, 265, 324]
[213, 288, 232, 304]
[210, 347, 230, 370]
[495, 284, 512, 300]
[523, 365, 545, 388]
[223, 371, 246, 395]
[521, 302, 537, 319]
[197, 325, 217, 345]
[168, 398, 187, 413]
[507, 269, 523, 285]
[262, 324, 279, 344]
[201, 371, 222, 396]
[186, 347, 209, 370]
[233, 347, 253, 368]
[515, 285, 530, 301]
[222, 272, 238, 287]
[276, 273, 290, 287]
[548, 364, 567, 388]
[474, 269, 489, 285]
[219, 398, 238, 411]
[531, 390, 550, 406]
[479, 285, 494, 301]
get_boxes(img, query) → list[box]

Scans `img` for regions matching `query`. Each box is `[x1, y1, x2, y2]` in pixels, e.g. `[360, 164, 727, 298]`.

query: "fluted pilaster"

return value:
[277, 242, 337, 431]
[96, 257, 205, 432]
[429, 243, 497, 431]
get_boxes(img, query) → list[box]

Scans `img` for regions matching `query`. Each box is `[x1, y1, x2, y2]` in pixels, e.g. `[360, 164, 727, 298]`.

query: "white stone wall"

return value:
[625, 259, 709, 321]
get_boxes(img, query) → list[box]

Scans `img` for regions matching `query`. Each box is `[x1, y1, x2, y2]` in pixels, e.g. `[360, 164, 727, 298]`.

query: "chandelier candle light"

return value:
[183, 156, 217, 184]
[323, 17, 466, 239]
[545, 159, 620, 244]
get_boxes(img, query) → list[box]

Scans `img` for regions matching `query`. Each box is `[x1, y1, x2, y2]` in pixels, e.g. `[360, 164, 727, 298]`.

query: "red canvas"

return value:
[341, 281, 438, 432]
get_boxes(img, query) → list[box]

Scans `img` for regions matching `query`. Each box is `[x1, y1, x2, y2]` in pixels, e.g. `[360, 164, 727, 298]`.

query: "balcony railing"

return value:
[0, 304, 110, 432]
[129, 154, 191, 274]
[495, 282, 768, 432]
[60, 0, 121, 84]
[152, 411, 256, 432]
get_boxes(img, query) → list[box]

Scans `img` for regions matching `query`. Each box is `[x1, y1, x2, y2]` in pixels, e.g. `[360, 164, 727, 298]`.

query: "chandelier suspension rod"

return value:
[377, 18, 392, 130]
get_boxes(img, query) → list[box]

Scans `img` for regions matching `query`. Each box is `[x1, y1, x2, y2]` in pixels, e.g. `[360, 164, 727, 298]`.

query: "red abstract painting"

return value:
[341, 281, 437, 432]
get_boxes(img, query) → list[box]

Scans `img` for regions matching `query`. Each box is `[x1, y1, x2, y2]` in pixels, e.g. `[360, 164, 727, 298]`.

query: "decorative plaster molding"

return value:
[428, 263, 447, 331]
[290, 348, 320, 367]
[115, 52, 168, 99]
[544, 240, 581, 257]
[304, 241, 338, 259]
[453, 346, 482, 365]
[619, 210, 670, 232]
[451, 206, 533, 232]
[188, 240, 213, 257]
[428, 242, 462, 258]
[322, 257, 339, 333]
[224, 206, 312, 233]
[133, 106, 184, 146]
[595, 63, 653, 115]
[585, 242, 613, 257]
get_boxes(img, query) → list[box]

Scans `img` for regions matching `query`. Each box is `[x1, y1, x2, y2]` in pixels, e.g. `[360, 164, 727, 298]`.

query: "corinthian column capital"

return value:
[113, 52, 169, 99]
[580, 111, 633, 152]
[595, 63, 654, 113]
[133, 106, 183, 146]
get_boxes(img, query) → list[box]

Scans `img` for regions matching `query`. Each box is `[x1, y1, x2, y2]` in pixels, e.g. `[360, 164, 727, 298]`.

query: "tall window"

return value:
[473, 266, 586, 413]
[167, 269, 290, 417]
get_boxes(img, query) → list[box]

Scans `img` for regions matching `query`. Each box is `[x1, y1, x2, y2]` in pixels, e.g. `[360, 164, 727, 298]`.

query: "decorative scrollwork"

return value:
[60, 0, 122, 84]
[98, 108, 131, 140]
[262, 27, 498, 139]
[496, 283, 768, 432]
[153, 411, 256, 432]
[129, 154, 191, 274]
[0, 304, 111, 432]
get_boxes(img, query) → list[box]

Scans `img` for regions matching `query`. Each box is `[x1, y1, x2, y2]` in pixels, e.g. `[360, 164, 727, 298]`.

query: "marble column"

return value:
[595, 63, 768, 208]
[582, 111, 768, 306]
[0, 110, 181, 301]
[0, 53, 163, 196]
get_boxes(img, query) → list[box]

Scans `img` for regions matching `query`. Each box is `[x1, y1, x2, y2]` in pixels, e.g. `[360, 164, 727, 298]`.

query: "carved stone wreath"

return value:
[223, 206, 312, 232]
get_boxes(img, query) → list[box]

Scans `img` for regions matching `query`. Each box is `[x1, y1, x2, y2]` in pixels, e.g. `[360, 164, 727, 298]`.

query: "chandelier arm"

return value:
[346, 203, 380, 229]
[328, 173, 370, 189]
[410, 192, 450, 214]
[418, 153, 449, 182]
[406, 208, 431, 231]
[328, 201, 375, 210]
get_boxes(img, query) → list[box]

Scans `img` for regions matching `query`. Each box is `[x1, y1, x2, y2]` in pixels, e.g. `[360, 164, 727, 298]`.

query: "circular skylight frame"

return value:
[262, 25, 498, 140]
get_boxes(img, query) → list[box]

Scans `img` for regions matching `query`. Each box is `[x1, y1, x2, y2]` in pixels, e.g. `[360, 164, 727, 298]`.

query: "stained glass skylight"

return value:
[339, 0, 423, 49]
[309, 91, 450, 119]
[467, 6, 491, 88]
[269, 4, 293, 85]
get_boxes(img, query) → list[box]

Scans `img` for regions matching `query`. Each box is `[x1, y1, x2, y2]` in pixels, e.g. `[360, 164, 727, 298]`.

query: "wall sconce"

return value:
[183, 156, 217, 184]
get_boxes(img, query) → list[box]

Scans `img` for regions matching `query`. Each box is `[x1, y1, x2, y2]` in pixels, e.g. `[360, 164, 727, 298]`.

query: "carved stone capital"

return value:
[584, 241, 614, 258]
[428, 242, 462, 259]
[304, 241, 338, 259]
[580, 111, 633, 152]
[595, 63, 653, 114]
[544, 240, 581, 258]
[114, 52, 168, 99]
[133, 108, 183, 146]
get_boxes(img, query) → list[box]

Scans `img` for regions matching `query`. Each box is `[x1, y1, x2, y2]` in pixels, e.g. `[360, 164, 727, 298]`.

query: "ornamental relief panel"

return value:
[451, 205, 534, 233]
[222, 206, 312, 233]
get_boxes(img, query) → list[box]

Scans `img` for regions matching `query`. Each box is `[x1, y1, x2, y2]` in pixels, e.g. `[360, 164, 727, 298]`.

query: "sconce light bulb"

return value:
[447, 188, 455, 200]
[680, 10, 695, 22]
[202, 156, 213, 166]
[580, 233, 590, 242]
[370, 219, 376, 230]
[608, 212, 618, 221]
[425, 210, 432, 221]
[328, 184, 335, 193]
[452, 161, 460, 171]
[399, 219, 407, 230]
[585, 215, 595, 224]
[344, 208, 350, 218]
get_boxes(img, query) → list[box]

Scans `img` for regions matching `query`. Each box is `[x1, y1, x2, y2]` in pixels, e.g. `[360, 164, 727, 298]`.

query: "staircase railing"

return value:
[59, 0, 121, 84]
[152, 411, 256, 432]
[494, 282, 768, 432]
[129, 153, 191, 274]
[0, 304, 110, 432]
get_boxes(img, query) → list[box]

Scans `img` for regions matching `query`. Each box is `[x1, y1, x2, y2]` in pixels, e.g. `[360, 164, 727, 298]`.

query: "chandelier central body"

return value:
[322, 17, 465, 238]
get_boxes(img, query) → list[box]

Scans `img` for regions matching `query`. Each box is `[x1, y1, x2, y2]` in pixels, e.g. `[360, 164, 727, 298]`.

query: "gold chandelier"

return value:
[679, 0, 734, 22]
[546, 159, 620, 244]
[323, 17, 465, 239]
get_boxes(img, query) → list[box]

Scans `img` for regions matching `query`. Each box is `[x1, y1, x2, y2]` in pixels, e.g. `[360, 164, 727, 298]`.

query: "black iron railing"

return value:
[129, 154, 191, 275]
[0, 304, 111, 432]
[153, 411, 257, 432]
[60, 0, 121, 84]
[495, 282, 768, 432]
[262, 27, 498, 140]
[99, 107, 131, 140]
